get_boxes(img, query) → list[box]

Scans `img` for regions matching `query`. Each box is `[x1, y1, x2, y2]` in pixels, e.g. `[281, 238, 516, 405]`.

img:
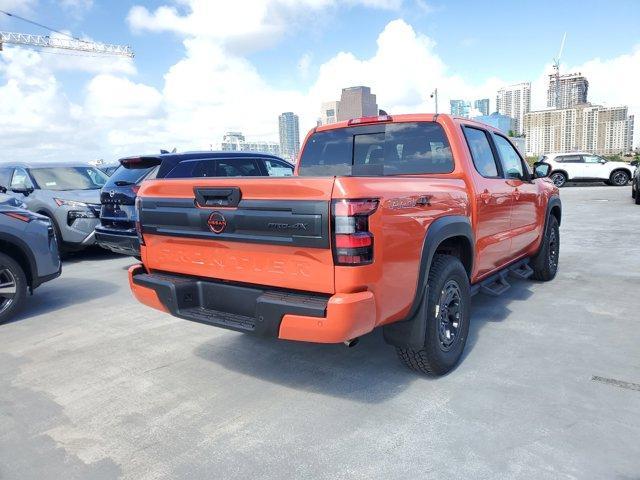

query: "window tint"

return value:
[11, 168, 33, 189]
[105, 165, 156, 187]
[0, 167, 13, 187]
[216, 159, 261, 177]
[264, 159, 293, 176]
[165, 158, 264, 178]
[558, 155, 582, 163]
[583, 155, 603, 164]
[463, 127, 499, 177]
[298, 122, 454, 176]
[494, 135, 525, 179]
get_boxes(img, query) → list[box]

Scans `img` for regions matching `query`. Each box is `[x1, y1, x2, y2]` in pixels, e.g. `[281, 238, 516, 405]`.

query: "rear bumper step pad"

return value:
[131, 267, 328, 337]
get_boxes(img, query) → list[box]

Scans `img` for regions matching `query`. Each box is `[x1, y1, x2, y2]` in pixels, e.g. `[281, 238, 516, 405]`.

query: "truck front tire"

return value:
[396, 254, 470, 376]
[531, 215, 560, 281]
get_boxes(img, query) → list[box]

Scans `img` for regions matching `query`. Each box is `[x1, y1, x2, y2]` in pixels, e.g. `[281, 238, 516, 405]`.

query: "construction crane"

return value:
[552, 33, 566, 108]
[0, 9, 133, 58]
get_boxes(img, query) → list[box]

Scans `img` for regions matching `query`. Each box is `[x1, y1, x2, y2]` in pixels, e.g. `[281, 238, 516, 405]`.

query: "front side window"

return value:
[298, 121, 454, 176]
[29, 167, 107, 191]
[493, 135, 525, 179]
[463, 127, 499, 178]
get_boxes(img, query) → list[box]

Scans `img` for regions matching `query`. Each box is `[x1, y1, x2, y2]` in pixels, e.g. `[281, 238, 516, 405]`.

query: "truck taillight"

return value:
[135, 196, 144, 246]
[332, 199, 378, 266]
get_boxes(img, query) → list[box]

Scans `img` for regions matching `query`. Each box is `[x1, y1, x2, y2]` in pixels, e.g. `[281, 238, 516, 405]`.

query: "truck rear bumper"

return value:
[128, 265, 376, 343]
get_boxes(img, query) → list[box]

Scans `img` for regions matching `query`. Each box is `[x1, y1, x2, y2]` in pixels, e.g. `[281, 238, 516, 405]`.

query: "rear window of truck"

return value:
[298, 121, 454, 176]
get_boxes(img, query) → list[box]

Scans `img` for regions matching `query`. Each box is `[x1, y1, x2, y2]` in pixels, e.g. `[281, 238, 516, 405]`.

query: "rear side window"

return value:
[165, 158, 264, 178]
[264, 159, 293, 176]
[557, 155, 582, 163]
[463, 127, 499, 178]
[298, 122, 454, 176]
[105, 165, 155, 187]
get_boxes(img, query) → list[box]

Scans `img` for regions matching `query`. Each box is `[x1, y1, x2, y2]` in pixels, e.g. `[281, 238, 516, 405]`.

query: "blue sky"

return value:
[6, 0, 636, 95]
[0, 0, 638, 161]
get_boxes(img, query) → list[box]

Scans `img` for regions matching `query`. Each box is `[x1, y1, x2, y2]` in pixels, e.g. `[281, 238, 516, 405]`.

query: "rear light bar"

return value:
[347, 115, 392, 126]
[135, 196, 145, 246]
[331, 199, 378, 266]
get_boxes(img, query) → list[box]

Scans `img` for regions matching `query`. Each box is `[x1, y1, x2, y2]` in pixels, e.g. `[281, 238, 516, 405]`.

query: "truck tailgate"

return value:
[137, 177, 336, 294]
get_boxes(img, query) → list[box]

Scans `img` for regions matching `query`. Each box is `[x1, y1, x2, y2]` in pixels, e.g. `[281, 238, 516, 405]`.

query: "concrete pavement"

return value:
[1, 185, 639, 479]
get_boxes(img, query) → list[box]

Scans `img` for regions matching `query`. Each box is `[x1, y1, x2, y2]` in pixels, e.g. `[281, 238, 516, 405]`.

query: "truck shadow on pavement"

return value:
[194, 278, 536, 402]
[465, 279, 535, 359]
[194, 330, 419, 404]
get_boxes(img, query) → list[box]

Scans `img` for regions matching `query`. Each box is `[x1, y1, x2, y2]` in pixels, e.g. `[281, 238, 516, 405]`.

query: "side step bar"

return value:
[470, 259, 533, 297]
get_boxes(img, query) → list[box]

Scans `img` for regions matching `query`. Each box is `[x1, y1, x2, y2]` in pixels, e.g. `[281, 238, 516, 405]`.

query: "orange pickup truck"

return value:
[129, 114, 561, 375]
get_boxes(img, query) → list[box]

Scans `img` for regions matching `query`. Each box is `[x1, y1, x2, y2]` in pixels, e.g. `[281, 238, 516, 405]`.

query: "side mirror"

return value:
[533, 162, 551, 179]
[11, 186, 34, 196]
[630, 160, 639, 167]
[0, 185, 6, 194]
[599, 159, 607, 164]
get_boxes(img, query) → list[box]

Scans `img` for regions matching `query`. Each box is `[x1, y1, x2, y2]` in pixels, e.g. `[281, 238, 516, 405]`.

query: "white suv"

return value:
[540, 152, 636, 188]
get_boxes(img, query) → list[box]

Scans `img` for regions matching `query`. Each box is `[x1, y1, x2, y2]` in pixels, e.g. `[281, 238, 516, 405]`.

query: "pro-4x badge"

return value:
[207, 211, 227, 234]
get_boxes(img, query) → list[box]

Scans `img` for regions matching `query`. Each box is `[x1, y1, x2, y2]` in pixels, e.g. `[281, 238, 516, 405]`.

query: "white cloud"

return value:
[85, 74, 162, 119]
[127, 0, 401, 53]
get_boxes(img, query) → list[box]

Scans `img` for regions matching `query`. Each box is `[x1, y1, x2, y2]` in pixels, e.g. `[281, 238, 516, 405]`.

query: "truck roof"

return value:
[315, 113, 503, 135]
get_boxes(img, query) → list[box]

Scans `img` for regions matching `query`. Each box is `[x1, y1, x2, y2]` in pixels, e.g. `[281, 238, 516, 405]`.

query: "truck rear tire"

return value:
[530, 215, 560, 281]
[395, 254, 470, 376]
[0, 252, 28, 324]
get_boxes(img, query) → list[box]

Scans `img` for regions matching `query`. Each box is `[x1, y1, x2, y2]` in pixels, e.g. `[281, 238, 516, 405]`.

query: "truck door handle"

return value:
[194, 187, 241, 208]
[480, 190, 491, 204]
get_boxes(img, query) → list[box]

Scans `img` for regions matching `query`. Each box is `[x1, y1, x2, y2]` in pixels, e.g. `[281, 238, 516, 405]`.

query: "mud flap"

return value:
[382, 285, 430, 350]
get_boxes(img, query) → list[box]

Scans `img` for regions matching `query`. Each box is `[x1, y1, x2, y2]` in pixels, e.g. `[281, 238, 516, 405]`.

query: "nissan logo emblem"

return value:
[207, 211, 227, 234]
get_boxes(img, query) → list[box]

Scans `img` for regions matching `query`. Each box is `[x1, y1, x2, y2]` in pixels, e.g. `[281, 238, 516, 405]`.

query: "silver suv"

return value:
[0, 162, 108, 252]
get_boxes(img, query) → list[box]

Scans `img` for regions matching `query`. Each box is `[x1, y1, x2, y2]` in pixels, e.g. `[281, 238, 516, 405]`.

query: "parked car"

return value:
[631, 160, 640, 205]
[0, 162, 107, 252]
[539, 152, 636, 188]
[0, 186, 61, 323]
[96, 152, 294, 257]
[129, 114, 560, 376]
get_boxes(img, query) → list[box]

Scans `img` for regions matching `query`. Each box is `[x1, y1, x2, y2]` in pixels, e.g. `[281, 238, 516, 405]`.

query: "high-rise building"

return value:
[450, 100, 471, 117]
[336, 86, 378, 121]
[320, 101, 340, 125]
[278, 112, 300, 163]
[546, 72, 588, 109]
[524, 104, 634, 156]
[474, 98, 490, 116]
[221, 131, 280, 156]
[496, 82, 531, 135]
[472, 112, 515, 134]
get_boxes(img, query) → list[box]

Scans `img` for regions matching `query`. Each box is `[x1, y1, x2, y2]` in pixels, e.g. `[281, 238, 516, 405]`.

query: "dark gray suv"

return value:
[0, 186, 61, 323]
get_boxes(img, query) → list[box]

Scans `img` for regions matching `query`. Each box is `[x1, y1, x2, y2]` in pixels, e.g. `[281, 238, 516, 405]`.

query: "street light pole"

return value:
[430, 88, 438, 114]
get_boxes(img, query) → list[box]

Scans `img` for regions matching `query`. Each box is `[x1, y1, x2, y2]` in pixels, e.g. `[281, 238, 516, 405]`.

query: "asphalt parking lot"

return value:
[1, 185, 639, 480]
